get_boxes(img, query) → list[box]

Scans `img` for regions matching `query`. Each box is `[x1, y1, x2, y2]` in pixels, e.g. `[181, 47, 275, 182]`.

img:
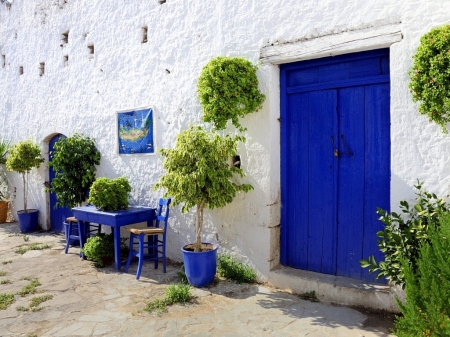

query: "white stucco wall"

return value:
[1, 0, 450, 280]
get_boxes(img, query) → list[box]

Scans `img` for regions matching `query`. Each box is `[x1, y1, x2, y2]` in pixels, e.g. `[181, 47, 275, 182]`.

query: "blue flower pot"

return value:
[182, 243, 218, 287]
[17, 209, 39, 233]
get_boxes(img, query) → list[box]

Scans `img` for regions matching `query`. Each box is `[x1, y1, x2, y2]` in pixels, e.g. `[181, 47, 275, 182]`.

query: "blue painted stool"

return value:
[64, 216, 101, 255]
[124, 198, 171, 280]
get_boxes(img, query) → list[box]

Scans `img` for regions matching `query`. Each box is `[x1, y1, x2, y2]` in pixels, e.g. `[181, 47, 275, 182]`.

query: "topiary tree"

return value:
[409, 24, 450, 133]
[153, 125, 253, 252]
[48, 133, 101, 209]
[6, 140, 44, 211]
[197, 56, 265, 132]
[88, 177, 131, 211]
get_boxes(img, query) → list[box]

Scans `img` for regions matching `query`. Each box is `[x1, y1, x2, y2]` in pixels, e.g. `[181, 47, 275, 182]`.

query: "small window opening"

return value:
[88, 44, 94, 56]
[19, 66, 23, 75]
[1, 55, 5, 68]
[232, 155, 241, 169]
[61, 31, 69, 46]
[39, 62, 45, 76]
[63, 55, 68, 67]
[142, 26, 148, 43]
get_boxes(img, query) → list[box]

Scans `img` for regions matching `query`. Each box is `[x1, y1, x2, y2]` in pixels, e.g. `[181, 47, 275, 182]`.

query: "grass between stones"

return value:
[1, 260, 12, 265]
[0, 279, 11, 285]
[144, 283, 192, 314]
[17, 278, 41, 297]
[298, 290, 319, 302]
[0, 293, 15, 310]
[0, 270, 7, 276]
[217, 254, 257, 284]
[14, 243, 52, 255]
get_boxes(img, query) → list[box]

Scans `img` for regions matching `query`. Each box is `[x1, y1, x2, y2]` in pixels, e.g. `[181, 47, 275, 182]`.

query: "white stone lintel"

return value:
[260, 23, 403, 64]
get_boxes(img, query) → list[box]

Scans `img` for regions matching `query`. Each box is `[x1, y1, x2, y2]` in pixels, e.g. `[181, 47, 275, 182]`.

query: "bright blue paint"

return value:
[280, 49, 390, 282]
[49, 134, 73, 233]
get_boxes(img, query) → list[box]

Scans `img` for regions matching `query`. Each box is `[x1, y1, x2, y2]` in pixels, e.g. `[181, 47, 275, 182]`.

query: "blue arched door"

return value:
[49, 134, 72, 232]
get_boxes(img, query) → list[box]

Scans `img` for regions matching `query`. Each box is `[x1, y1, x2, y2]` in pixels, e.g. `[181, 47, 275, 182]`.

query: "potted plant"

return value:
[154, 125, 253, 287]
[0, 138, 11, 223]
[88, 176, 131, 211]
[48, 133, 101, 209]
[6, 140, 45, 232]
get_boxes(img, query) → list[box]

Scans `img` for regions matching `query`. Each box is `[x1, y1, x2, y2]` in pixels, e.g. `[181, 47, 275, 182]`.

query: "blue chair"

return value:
[64, 217, 101, 255]
[124, 198, 171, 280]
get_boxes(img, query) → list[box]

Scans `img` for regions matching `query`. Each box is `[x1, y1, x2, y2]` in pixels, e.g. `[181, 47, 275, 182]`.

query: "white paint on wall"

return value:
[1, 0, 450, 280]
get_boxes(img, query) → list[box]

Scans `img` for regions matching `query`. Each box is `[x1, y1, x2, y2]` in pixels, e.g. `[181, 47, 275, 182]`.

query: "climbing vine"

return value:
[409, 24, 450, 133]
[197, 56, 265, 132]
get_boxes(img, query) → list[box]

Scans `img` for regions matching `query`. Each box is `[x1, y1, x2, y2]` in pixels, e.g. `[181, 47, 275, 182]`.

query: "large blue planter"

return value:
[17, 209, 39, 233]
[182, 243, 218, 287]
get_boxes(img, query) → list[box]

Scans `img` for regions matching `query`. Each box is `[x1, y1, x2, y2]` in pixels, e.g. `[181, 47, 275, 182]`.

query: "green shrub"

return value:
[218, 254, 257, 283]
[88, 177, 131, 211]
[409, 24, 450, 133]
[360, 181, 447, 287]
[197, 56, 265, 132]
[395, 213, 450, 336]
[48, 133, 100, 209]
[81, 233, 127, 268]
[144, 283, 192, 314]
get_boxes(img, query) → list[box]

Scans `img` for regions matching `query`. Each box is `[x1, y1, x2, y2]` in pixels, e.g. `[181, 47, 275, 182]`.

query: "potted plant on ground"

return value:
[153, 125, 253, 287]
[6, 140, 44, 232]
[48, 133, 101, 209]
[0, 138, 11, 223]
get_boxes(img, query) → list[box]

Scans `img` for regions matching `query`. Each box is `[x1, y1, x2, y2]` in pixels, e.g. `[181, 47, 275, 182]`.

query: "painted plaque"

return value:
[117, 107, 155, 155]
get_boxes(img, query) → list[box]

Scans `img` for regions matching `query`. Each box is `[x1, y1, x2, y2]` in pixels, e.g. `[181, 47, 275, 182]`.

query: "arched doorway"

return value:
[49, 134, 72, 232]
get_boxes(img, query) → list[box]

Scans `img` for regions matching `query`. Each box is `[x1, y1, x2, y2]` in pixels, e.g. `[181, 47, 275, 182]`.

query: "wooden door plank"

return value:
[336, 87, 365, 279]
[307, 90, 338, 274]
[363, 83, 390, 282]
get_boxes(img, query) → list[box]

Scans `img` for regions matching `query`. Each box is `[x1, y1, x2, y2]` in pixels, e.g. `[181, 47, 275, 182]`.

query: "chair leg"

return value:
[136, 234, 145, 280]
[124, 234, 134, 273]
[154, 235, 159, 270]
[64, 223, 70, 254]
[162, 235, 166, 273]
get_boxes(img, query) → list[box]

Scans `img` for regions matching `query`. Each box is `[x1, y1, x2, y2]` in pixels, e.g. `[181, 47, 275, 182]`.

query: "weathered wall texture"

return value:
[1, 0, 450, 279]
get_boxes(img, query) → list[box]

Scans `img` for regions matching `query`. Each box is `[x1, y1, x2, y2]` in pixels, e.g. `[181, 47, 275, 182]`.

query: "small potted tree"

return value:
[6, 140, 44, 232]
[0, 138, 11, 223]
[154, 125, 253, 287]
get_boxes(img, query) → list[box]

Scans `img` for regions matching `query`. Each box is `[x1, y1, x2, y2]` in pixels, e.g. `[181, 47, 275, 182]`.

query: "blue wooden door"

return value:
[280, 49, 390, 282]
[49, 134, 72, 233]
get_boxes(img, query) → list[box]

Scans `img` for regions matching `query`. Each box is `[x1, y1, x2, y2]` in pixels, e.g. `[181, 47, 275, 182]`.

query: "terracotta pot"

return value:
[0, 201, 8, 224]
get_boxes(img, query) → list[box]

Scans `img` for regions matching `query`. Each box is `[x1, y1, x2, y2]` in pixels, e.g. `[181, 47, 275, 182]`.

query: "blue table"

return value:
[72, 205, 156, 270]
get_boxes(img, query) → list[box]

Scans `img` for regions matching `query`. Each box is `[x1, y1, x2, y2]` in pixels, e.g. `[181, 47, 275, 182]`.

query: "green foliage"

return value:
[154, 125, 253, 213]
[88, 177, 131, 211]
[298, 291, 319, 302]
[177, 265, 188, 284]
[0, 270, 6, 276]
[197, 56, 265, 132]
[81, 233, 127, 268]
[0, 293, 15, 310]
[144, 283, 192, 314]
[394, 213, 450, 336]
[360, 181, 447, 287]
[48, 133, 101, 209]
[0, 138, 10, 165]
[0, 280, 11, 285]
[409, 24, 450, 133]
[29, 294, 53, 308]
[217, 254, 257, 283]
[16, 305, 29, 311]
[14, 243, 52, 255]
[1, 260, 12, 265]
[5, 140, 44, 210]
[153, 125, 253, 251]
[17, 279, 41, 297]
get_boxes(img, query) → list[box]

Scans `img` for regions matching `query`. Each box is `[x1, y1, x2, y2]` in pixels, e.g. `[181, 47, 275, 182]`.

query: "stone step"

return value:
[268, 265, 404, 313]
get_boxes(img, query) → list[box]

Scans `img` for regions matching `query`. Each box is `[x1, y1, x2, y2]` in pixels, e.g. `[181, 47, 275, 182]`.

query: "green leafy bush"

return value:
[218, 254, 257, 283]
[360, 181, 447, 287]
[48, 133, 100, 209]
[197, 56, 265, 132]
[154, 125, 253, 251]
[409, 24, 450, 133]
[88, 177, 131, 211]
[395, 213, 450, 336]
[81, 233, 127, 268]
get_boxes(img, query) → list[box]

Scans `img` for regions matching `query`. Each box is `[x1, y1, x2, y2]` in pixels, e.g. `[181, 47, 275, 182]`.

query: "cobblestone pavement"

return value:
[0, 223, 395, 337]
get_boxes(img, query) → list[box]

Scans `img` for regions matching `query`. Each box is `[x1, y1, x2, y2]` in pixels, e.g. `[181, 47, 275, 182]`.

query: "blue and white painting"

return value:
[117, 107, 154, 155]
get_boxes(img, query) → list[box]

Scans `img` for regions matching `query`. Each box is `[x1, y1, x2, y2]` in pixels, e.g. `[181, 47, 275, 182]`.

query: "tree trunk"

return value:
[22, 173, 27, 211]
[195, 201, 205, 252]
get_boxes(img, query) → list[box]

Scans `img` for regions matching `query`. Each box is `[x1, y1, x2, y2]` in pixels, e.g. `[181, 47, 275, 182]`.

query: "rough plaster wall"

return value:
[1, 0, 450, 280]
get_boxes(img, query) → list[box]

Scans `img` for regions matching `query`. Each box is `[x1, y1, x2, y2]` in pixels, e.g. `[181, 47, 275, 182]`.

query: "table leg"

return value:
[113, 226, 121, 270]
[78, 220, 88, 258]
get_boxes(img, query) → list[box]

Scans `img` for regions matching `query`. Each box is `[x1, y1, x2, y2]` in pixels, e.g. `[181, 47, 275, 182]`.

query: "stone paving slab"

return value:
[0, 223, 395, 337]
